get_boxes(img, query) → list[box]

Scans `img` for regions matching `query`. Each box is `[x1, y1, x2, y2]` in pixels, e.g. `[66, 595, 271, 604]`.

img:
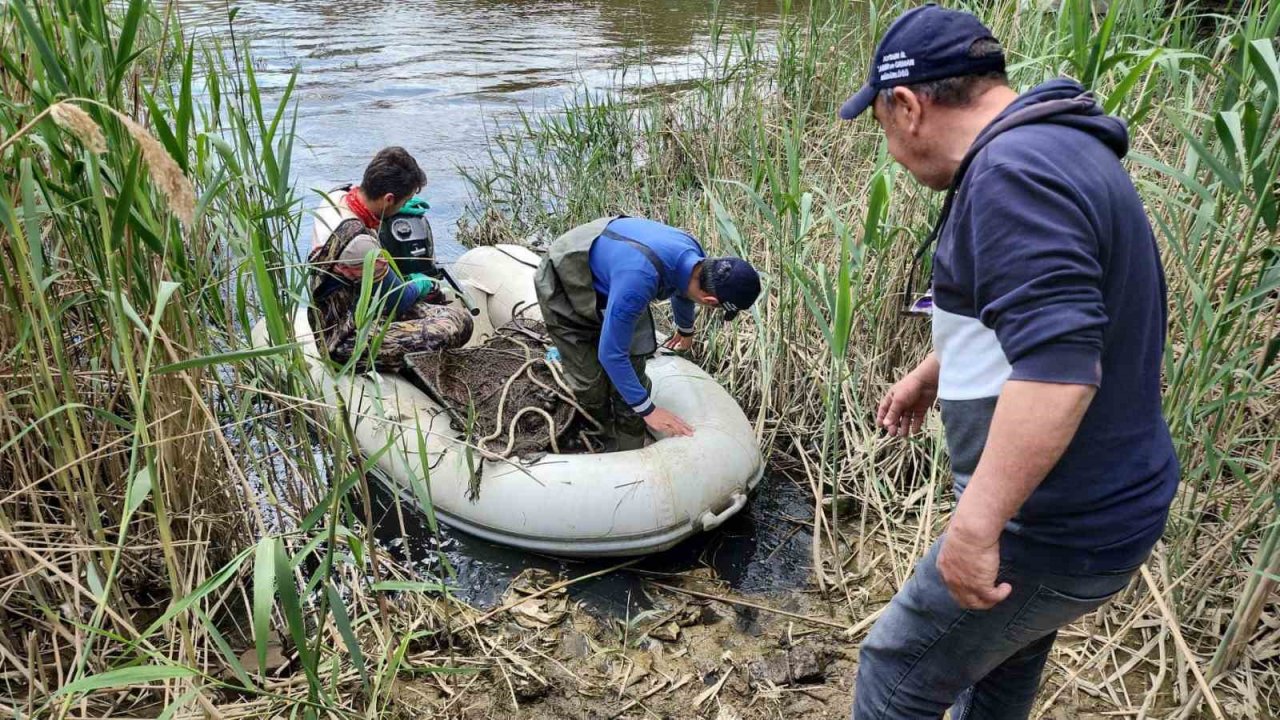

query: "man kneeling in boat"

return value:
[535, 217, 761, 451]
[307, 147, 473, 369]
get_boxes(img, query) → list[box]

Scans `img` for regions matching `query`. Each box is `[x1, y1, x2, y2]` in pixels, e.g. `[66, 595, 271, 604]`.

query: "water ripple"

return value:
[178, 0, 778, 254]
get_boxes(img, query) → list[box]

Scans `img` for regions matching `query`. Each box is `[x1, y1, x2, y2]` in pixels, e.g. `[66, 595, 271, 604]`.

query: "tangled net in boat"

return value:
[403, 317, 599, 465]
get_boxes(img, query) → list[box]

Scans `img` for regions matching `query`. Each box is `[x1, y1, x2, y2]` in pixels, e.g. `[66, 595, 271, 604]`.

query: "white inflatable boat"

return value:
[268, 244, 764, 557]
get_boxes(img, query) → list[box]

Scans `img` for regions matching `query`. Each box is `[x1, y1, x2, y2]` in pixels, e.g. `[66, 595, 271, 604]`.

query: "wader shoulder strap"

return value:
[546, 216, 623, 322]
[598, 229, 674, 297]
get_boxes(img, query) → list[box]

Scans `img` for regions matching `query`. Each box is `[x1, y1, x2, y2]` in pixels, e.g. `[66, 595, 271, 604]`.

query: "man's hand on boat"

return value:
[661, 333, 693, 353]
[644, 407, 694, 437]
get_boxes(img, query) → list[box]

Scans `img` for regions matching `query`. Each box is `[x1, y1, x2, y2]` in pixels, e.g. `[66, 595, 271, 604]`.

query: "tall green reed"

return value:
[1, 1, 462, 717]
[1133, 2, 1280, 675]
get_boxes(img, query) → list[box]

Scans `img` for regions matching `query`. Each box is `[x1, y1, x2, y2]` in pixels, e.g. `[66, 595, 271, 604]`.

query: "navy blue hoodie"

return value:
[933, 79, 1179, 573]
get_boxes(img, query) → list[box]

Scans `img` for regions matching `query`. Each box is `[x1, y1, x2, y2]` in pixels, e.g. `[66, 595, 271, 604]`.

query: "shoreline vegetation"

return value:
[463, 0, 1278, 711]
[0, 0, 1276, 718]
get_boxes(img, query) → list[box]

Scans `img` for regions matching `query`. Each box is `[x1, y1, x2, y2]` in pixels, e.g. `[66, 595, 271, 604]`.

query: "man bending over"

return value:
[535, 216, 761, 450]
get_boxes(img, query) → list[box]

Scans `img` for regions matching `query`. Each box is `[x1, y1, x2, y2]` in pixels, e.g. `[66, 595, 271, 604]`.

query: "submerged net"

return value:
[403, 319, 594, 462]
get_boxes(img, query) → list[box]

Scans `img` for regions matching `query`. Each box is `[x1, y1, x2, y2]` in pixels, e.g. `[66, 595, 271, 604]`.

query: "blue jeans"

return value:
[852, 537, 1139, 720]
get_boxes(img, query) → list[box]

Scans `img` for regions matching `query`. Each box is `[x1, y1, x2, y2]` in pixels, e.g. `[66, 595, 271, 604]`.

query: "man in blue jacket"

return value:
[534, 217, 761, 450]
[838, 6, 1179, 718]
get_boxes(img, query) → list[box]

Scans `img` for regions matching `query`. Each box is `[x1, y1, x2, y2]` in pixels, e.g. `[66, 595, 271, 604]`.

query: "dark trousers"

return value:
[539, 298, 651, 451]
[852, 538, 1138, 720]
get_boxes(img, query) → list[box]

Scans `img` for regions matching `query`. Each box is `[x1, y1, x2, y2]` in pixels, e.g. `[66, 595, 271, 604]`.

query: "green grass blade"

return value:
[143, 92, 184, 172]
[1246, 38, 1280, 99]
[324, 582, 369, 687]
[122, 467, 153, 522]
[20, 160, 44, 285]
[1171, 115, 1244, 193]
[54, 664, 199, 696]
[152, 343, 300, 375]
[111, 0, 147, 93]
[176, 46, 194, 168]
[108, 150, 144, 250]
[1084, 0, 1121, 88]
[272, 536, 324, 695]
[251, 537, 276, 676]
[368, 581, 449, 593]
[195, 607, 261, 691]
[1104, 47, 1163, 117]
[12, 0, 69, 94]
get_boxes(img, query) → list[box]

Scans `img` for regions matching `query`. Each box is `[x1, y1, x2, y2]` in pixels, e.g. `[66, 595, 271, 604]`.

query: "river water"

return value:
[183, 0, 811, 611]
[180, 0, 780, 255]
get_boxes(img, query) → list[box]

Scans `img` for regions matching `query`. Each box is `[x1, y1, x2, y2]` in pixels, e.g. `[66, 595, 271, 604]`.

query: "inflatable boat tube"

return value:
[263, 243, 764, 557]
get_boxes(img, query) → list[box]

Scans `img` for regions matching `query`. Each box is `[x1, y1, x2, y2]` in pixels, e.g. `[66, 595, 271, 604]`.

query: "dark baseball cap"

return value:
[838, 4, 1005, 120]
[704, 257, 761, 322]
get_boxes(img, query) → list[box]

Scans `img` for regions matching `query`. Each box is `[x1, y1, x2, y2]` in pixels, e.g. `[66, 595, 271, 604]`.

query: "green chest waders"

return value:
[533, 217, 665, 450]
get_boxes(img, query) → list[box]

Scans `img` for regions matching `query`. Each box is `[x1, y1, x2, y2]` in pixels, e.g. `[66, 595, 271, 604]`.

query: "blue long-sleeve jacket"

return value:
[588, 218, 704, 416]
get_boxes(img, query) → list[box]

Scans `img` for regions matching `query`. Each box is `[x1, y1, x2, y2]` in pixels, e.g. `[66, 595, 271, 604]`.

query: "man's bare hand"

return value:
[662, 334, 693, 353]
[937, 524, 1012, 610]
[877, 370, 938, 437]
[644, 407, 694, 437]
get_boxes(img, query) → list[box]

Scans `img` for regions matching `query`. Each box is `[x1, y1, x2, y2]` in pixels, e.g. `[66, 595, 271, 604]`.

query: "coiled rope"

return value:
[475, 332, 602, 459]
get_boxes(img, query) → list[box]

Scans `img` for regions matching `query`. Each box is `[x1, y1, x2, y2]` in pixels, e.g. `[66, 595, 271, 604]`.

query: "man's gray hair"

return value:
[878, 38, 1008, 109]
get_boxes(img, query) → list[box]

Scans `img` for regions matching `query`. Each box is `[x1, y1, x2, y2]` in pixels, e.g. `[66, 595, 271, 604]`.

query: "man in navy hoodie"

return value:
[838, 6, 1179, 718]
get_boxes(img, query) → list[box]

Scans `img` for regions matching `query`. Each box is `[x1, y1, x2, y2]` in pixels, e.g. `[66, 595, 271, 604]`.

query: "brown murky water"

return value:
[180, 0, 780, 256]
